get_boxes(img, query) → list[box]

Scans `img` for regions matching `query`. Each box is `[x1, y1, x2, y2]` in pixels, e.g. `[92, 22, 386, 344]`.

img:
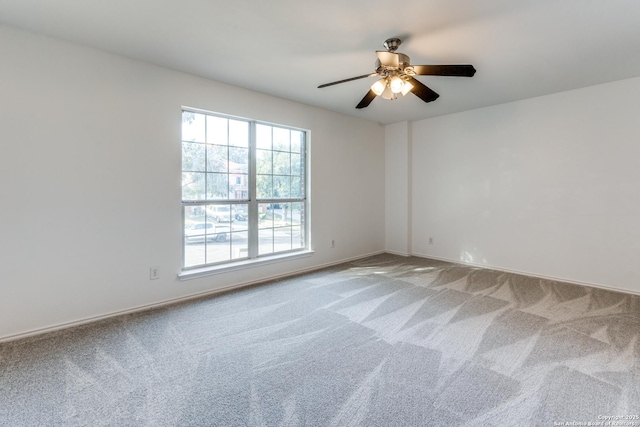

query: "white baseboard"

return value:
[411, 251, 640, 298]
[0, 250, 386, 343]
[384, 249, 411, 257]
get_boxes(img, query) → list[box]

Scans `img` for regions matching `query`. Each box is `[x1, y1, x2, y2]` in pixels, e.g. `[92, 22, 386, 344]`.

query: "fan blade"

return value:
[410, 65, 476, 77]
[318, 74, 376, 88]
[376, 51, 399, 67]
[406, 76, 439, 103]
[356, 89, 377, 109]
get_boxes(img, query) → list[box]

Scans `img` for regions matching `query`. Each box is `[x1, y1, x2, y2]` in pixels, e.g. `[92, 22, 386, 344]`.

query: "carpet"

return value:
[1, 254, 639, 426]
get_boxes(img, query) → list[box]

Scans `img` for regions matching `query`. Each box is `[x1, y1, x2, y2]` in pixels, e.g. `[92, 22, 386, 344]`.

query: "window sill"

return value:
[178, 249, 315, 281]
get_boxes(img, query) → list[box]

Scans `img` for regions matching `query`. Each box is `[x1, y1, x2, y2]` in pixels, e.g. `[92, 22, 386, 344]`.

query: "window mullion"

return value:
[248, 121, 259, 258]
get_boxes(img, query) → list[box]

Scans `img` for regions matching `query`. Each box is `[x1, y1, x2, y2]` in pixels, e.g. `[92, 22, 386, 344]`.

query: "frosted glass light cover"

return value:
[390, 76, 404, 93]
[401, 81, 413, 96]
[371, 79, 387, 96]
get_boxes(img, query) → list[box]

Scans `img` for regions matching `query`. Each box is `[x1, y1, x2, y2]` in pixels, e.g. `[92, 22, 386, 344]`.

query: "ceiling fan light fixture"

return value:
[389, 76, 404, 93]
[381, 85, 397, 100]
[371, 78, 387, 96]
[401, 80, 413, 96]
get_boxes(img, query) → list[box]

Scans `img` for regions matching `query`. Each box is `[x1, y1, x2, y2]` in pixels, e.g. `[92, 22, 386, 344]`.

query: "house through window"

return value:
[181, 108, 308, 269]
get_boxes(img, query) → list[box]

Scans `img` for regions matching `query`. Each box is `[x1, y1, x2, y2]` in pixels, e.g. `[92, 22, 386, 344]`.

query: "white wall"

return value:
[385, 121, 411, 255]
[408, 76, 640, 293]
[0, 25, 385, 340]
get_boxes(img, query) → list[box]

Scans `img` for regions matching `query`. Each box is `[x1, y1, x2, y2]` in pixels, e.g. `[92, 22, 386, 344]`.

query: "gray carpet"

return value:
[2, 254, 640, 426]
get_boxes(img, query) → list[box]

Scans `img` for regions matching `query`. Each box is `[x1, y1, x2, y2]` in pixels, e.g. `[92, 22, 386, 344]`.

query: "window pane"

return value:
[206, 173, 229, 200]
[182, 112, 205, 142]
[205, 204, 233, 223]
[256, 149, 272, 174]
[259, 228, 273, 255]
[291, 130, 303, 153]
[291, 153, 301, 176]
[231, 174, 248, 200]
[291, 177, 302, 198]
[274, 226, 292, 253]
[182, 172, 206, 200]
[291, 202, 303, 224]
[206, 230, 231, 264]
[273, 151, 290, 175]
[273, 127, 290, 151]
[258, 203, 274, 228]
[257, 175, 272, 199]
[280, 202, 290, 222]
[184, 230, 205, 267]
[229, 120, 249, 147]
[256, 124, 272, 149]
[185, 205, 205, 222]
[229, 147, 249, 173]
[292, 226, 303, 249]
[266, 204, 285, 226]
[273, 176, 291, 199]
[207, 145, 228, 173]
[231, 231, 248, 259]
[183, 208, 207, 267]
[182, 142, 206, 172]
[232, 204, 248, 222]
[207, 116, 228, 145]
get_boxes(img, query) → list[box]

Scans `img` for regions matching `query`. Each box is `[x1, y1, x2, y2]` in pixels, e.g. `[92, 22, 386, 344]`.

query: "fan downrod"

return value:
[383, 38, 402, 52]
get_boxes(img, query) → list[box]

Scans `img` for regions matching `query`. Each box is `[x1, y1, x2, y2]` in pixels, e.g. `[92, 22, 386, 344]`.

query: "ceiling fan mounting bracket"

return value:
[383, 38, 402, 52]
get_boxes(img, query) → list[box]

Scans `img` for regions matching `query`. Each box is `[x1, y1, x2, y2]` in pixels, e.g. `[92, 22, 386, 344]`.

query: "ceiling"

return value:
[2, 0, 640, 124]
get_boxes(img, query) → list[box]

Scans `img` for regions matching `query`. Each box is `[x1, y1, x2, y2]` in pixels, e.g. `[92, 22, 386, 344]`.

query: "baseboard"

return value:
[384, 249, 411, 257]
[411, 251, 640, 298]
[0, 250, 386, 343]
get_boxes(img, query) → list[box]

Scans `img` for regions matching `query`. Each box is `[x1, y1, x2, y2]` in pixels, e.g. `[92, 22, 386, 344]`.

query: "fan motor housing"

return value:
[376, 52, 411, 73]
[396, 53, 410, 69]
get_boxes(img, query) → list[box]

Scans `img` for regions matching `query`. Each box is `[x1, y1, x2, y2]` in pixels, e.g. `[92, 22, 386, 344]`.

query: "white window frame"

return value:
[179, 107, 311, 279]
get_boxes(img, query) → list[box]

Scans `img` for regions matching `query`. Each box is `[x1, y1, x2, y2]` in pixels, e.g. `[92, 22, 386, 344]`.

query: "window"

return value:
[181, 109, 308, 270]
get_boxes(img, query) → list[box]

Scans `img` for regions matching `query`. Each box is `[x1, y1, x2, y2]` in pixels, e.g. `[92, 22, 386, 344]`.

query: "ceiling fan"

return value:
[318, 38, 476, 109]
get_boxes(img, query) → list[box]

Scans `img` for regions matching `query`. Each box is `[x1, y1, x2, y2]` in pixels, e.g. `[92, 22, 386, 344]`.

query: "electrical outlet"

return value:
[428, 237, 434, 245]
[331, 240, 335, 248]
[150, 266, 160, 280]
